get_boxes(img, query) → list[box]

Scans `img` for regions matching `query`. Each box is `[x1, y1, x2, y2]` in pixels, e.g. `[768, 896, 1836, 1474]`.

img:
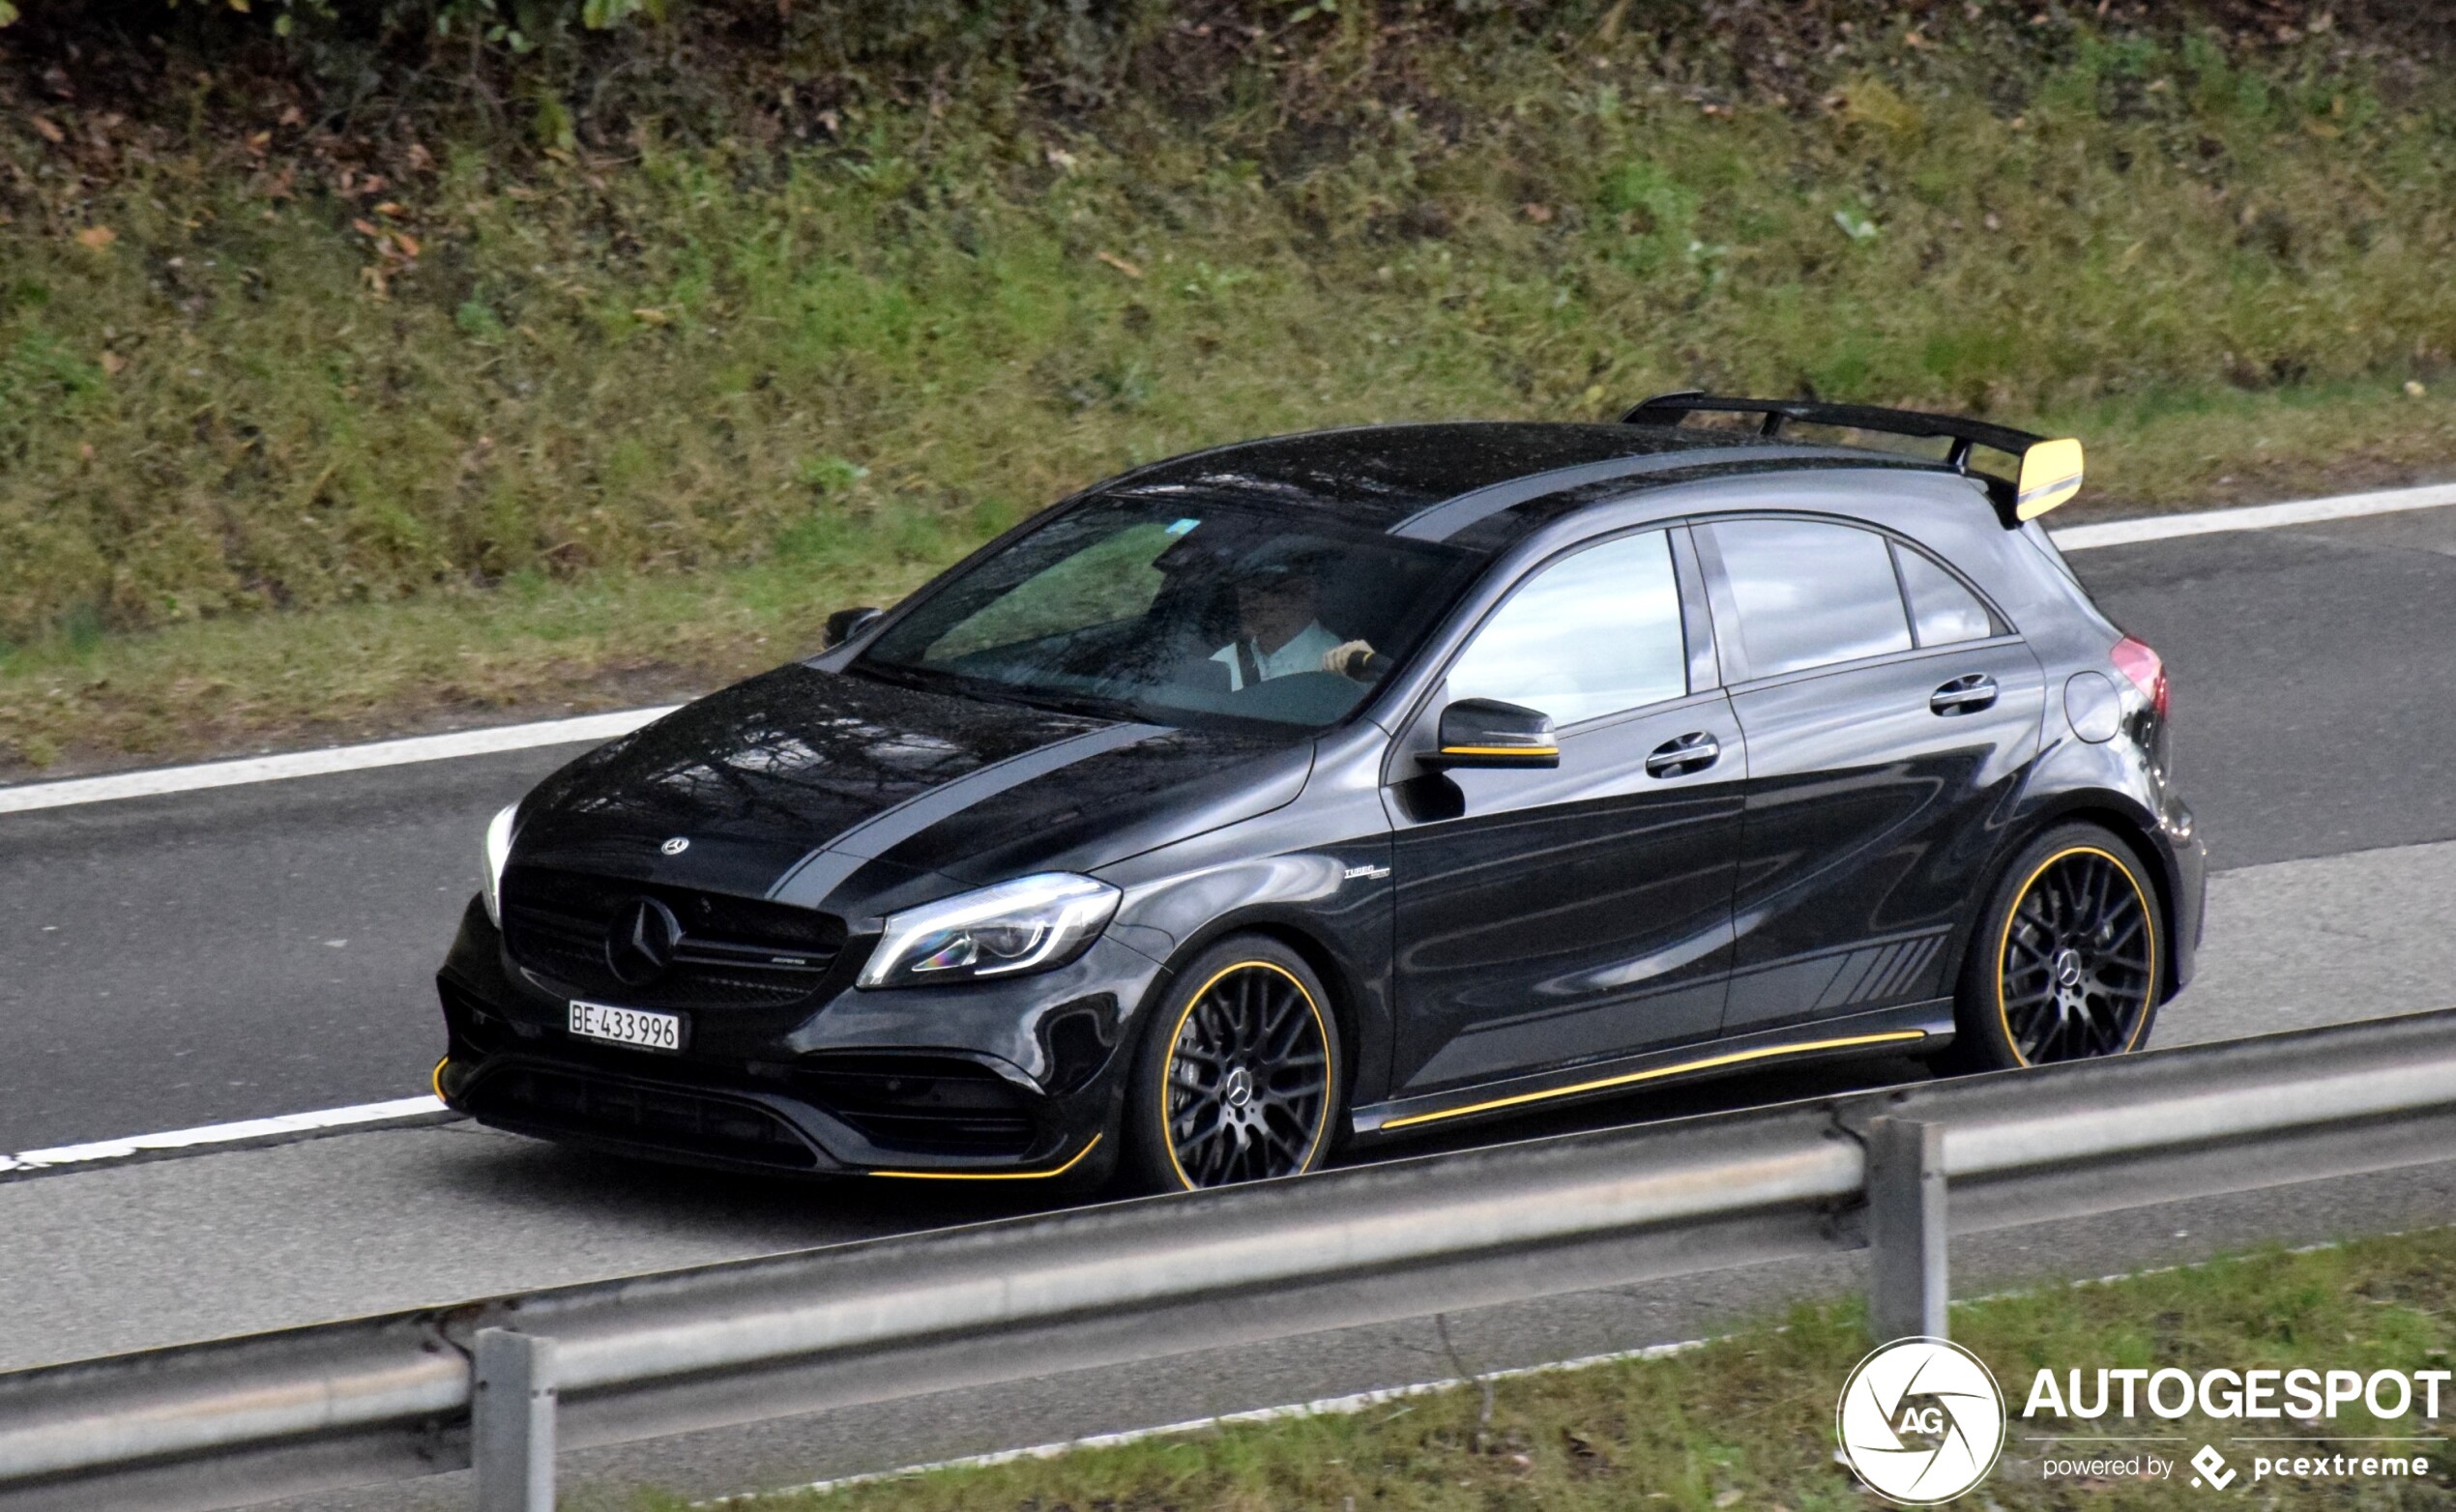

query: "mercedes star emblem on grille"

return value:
[606, 896, 684, 985]
[660, 836, 691, 856]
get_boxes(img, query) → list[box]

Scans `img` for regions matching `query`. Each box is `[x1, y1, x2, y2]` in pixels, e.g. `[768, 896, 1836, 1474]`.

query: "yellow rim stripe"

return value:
[870, 1132, 1102, 1181]
[1377, 1030, 1928, 1132]
[1439, 745, 1559, 758]
[1994, 845, 2156, 1068]
[430, 1056, 452, 1102]
[1160, 960, 1337, 1192]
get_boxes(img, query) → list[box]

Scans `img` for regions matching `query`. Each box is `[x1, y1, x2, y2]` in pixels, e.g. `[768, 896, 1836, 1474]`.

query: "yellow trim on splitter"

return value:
[1376, 1030, 1929, 1132]
[869, 1132, 1103, 1181]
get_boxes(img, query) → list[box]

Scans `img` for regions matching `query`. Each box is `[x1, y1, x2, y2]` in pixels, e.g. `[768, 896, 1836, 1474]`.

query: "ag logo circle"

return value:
[1836, 1337, 2005, 1505]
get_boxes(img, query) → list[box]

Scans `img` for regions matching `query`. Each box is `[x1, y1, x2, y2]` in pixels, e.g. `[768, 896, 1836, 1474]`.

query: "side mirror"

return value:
[823, 606, 883, 649]
[1424, 698, 1559, 770]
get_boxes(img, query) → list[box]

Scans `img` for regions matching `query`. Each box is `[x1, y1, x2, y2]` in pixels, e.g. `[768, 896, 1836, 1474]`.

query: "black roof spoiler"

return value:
[1621, 392, 2084, 526]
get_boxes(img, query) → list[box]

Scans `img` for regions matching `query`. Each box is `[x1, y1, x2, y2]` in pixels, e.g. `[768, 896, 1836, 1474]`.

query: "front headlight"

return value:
[481, 802, 519, 927]
[858, 873, 1121, 989]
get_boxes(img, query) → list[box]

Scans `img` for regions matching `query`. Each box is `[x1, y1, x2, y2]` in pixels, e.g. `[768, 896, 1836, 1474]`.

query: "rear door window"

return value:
[1699, 518, 1912, 679]
[1892, 543, 1996, 647]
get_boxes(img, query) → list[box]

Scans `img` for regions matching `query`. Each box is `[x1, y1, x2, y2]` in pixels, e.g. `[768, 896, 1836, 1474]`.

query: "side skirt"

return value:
[1348, 1000, 1955, 1139]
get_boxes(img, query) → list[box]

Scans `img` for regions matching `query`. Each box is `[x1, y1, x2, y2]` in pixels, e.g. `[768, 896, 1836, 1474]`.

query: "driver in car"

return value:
[1211, 558, 1379, 690]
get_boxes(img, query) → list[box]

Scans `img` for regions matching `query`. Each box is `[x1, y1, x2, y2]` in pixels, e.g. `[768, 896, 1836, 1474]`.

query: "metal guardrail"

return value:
[4, 1007, 2455, 1512]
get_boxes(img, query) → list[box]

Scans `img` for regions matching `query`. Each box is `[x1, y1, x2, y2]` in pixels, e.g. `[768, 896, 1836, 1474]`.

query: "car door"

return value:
[1695, 514, 2047, 1037]
[1384, 526, 1746, 1097]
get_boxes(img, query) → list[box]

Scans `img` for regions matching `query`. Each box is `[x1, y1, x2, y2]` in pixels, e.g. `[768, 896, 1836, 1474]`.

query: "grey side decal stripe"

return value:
[1385, 445, 1850, 542]
[769, 721, 1170, 909]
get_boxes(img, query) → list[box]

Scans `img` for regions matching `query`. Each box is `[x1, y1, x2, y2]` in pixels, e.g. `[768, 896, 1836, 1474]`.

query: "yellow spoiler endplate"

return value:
[2014, 437, 2085, 520]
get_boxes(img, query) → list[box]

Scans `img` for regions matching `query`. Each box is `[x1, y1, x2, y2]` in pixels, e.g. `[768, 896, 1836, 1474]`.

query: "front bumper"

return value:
[434, 897, 1164, 1179]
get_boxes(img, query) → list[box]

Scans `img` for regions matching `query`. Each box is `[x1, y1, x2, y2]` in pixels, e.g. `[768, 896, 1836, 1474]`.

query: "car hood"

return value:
[510, 663, 1313, 920]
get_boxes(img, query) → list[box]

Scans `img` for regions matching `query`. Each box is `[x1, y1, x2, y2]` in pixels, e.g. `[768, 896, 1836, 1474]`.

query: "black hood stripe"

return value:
[768, 721, 1170, 909]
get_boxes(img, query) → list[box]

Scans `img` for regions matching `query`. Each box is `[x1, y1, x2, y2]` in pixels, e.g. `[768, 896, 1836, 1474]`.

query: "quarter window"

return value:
[1445, 530, 1687, 726]
[1893, 543, 1995, 647]
[1701, 518, 1913, 679]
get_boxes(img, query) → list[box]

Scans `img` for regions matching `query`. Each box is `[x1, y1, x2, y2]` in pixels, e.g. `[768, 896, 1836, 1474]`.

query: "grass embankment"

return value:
[5, 6, 2455, 772]
[615, 1229, 2456, 1512]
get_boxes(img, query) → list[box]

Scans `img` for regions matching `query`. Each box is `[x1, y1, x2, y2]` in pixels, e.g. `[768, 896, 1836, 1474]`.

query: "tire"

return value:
[1932, 823, 2166, 1076]
[1122, 936, 1343, 1193]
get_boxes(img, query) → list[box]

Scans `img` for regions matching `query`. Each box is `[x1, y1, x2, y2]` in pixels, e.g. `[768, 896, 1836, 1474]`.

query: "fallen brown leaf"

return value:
[31, 115, 65, 144]
[1095, 249, 1143, 278]
[100, 352, 127, 375]
[74, 225, 117, 250]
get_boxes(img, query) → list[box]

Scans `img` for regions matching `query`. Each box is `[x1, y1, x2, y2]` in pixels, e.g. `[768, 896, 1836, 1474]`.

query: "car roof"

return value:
[1092, 421, 1953, 546]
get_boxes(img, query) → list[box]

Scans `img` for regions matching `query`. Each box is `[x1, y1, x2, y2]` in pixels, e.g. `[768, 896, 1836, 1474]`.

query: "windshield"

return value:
[859, 495, 1477, 729]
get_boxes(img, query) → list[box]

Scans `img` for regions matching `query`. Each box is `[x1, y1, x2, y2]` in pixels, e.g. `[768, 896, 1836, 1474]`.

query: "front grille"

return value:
[469, 1063, 820, 1170]
[795, 1054, 1039, 1158]
[500, 866, 843, 1009]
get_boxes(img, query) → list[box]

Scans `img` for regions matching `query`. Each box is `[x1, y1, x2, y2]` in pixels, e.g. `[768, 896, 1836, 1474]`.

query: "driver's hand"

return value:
[1322, 640, 1380, 679]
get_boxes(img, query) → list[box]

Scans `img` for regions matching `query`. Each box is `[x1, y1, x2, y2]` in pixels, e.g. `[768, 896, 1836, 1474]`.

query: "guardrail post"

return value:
[1865, 1117, 1947, 1343]
[473, 1329, 556, 1512]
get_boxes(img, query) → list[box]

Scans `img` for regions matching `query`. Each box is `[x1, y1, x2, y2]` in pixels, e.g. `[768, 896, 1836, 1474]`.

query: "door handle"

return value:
[1930, 673, 1999, 715]
[1645, 732, 1720, 777]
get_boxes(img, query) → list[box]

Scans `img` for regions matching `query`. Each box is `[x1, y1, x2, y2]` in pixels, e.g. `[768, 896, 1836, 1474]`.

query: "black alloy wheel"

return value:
[1936, 824, 2164, 1075]
[1126, 939, 1339, 1192]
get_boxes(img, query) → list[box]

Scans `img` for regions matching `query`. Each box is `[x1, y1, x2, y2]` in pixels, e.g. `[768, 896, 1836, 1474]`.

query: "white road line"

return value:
[0, 1095, 450, 1176]
[1, 477, 2449, 817]
[0, 706, 678, 817]
[2049, 480, 2456, 552]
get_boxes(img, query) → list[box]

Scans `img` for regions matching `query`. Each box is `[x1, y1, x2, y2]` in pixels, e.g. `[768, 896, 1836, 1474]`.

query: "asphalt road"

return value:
[3, 507, 2454, 1153]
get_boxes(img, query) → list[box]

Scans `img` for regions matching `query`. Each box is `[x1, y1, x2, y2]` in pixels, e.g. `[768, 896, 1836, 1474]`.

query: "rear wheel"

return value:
[1124, 937, 1341, 1192]
[1934, 824, 2164, 1075]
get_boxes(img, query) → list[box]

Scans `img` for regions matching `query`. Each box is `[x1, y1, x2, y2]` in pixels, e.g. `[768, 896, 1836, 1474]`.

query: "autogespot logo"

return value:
[1837, 1337, 2008, 1505]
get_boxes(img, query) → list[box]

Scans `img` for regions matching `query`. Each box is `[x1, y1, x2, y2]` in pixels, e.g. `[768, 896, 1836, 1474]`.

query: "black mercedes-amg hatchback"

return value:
[434, 394, 2205, 1192]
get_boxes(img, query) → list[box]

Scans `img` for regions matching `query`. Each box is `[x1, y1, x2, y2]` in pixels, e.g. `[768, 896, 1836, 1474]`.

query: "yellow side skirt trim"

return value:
[1376, 1031, 1929, 1132]
[870, 1132, 1102, 1181]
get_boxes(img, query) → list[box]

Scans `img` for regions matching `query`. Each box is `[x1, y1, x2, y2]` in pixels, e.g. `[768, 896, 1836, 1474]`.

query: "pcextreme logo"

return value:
[1836, 1338, 2008, 1505]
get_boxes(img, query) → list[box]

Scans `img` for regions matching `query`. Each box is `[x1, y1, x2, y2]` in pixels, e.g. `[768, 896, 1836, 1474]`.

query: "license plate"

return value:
[568, 1001, 684, 1052]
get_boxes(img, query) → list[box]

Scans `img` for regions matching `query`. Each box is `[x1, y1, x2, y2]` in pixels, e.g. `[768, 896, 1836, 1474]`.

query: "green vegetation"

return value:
[611, 1228, 2456, 1512]
[4, 4, 2454, 770]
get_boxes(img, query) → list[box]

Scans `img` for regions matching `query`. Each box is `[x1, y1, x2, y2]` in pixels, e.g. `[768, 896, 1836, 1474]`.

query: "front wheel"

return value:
[1123, 937, 1342, 1192]
[1933, 824, 2165, 1075]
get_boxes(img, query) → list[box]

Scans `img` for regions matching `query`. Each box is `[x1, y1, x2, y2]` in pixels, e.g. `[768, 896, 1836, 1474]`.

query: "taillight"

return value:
[2110, 635, 2169, 717]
